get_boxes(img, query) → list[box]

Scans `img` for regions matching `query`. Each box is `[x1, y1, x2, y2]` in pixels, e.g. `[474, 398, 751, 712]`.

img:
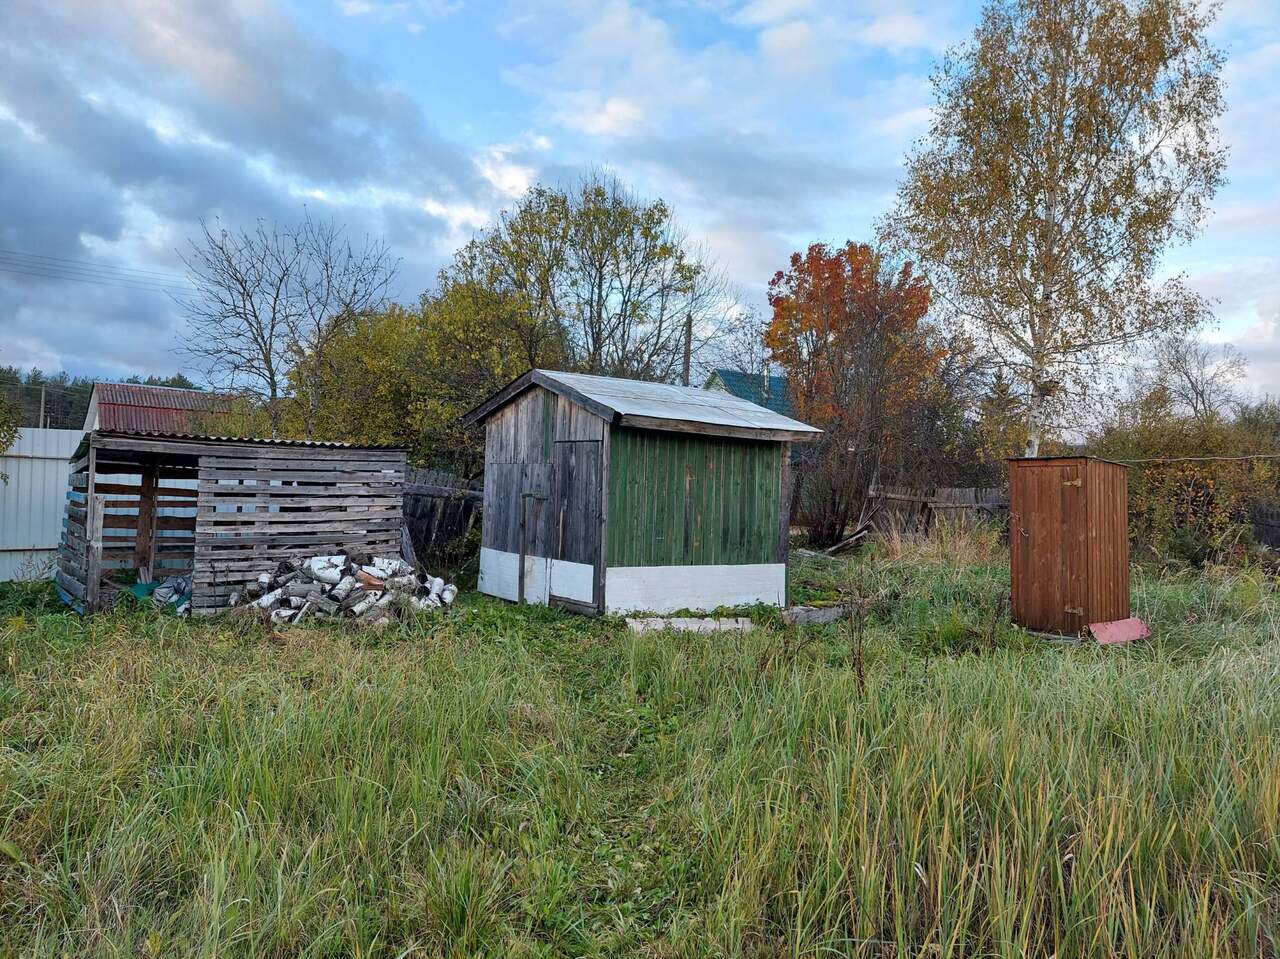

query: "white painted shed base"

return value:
[478, 547, 786, 615]
[478, 547, 595, 606]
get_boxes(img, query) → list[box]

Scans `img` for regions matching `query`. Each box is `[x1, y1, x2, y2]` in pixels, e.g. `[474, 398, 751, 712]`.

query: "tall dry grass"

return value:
[1, 556, 1277, 956]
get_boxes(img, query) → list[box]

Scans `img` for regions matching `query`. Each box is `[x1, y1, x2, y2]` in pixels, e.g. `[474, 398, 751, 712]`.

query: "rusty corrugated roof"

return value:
[93, 382, 235, 433]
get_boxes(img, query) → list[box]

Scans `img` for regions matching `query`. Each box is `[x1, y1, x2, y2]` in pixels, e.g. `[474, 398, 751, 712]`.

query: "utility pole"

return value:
[38, 386, 45, 429]
[681, 311, 693, 386]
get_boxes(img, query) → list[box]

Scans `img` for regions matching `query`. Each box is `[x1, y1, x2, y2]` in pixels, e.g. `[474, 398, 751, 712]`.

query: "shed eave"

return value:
[615, 414, 820, 443]
[464, 368, 822, 442]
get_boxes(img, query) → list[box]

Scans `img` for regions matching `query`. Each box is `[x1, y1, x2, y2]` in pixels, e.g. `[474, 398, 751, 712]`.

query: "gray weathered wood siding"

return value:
[192, 446, 406, 613]
[482, 386, 606, 570]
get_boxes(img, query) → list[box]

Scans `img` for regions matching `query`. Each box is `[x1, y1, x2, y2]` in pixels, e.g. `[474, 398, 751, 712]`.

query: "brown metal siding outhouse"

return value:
[1008, 456, 1130, 634]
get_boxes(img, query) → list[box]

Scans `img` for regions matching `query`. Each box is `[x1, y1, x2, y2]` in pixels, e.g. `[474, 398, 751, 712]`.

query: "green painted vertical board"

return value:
[605, 426, 782, 568]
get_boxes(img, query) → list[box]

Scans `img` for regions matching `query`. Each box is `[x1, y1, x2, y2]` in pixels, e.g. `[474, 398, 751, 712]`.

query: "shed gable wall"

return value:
[481, 386, 606, 562]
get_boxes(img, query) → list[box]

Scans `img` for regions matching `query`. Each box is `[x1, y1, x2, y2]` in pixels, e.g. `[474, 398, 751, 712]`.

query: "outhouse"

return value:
[1007, 456, 1130, 634]
[463, 370, 820, 615]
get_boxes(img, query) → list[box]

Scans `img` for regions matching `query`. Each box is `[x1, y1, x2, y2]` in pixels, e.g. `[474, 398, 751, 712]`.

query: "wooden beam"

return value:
[134, 461, 157, 583]
[595, 427, 610, 614]
[86, 493, 104, 612]
[91, 432, 407, 461]
[462, 370, 537, 426]
[403, 482, 483, 503]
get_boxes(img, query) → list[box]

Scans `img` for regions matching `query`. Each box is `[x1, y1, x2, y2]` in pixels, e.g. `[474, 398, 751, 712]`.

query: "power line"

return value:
[0, 263, 192, 297]
[0, 248, 188, 281]
[1118, 454, 1280, 465]
[0, 247, 194, 297]
[0, 255, 192, 290]
[0, 383, 92, 398]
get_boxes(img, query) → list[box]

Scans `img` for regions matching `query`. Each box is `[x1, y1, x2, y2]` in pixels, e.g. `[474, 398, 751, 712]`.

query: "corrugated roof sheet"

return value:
[94, 382, 235, 433]
[536, 370, 820, 436]
[94, 429, 401, 450]
[95, 383, 232, 410]
[707, 369, 795, 418]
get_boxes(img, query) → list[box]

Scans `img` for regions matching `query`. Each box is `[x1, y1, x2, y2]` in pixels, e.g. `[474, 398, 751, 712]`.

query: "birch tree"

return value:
[884, 0, 1226, 455]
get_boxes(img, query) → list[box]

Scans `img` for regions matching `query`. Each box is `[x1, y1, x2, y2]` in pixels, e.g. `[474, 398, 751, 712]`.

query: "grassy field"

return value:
[1, 539, 1278, 957]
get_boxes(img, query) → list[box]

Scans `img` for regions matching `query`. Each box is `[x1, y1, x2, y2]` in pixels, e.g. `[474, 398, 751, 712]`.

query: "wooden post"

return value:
[778, 442, 792, 607]
[85, 443, 102, 612]
[134, 461, 157, 583]
[595, 430, 609, 615]
[517, 493, 527, 604]
[86, 496, 105, 613]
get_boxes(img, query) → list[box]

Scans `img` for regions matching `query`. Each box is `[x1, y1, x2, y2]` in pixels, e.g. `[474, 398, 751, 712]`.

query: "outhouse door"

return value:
[546, 438, 603, 613]
[1010, 460, 1088, 633]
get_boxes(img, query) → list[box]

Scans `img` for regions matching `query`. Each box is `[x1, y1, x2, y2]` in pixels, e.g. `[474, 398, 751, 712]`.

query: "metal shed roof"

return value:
[88, 382, 235, 433]
[465, 369, 821, 442]
[706, 369, 796, 419]
[72, 429, 405, 462]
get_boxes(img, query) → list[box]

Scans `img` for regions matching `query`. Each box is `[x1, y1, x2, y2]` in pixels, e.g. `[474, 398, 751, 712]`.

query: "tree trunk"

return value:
[1024, 382, 1043, 457]
[267, 387, 281, 440]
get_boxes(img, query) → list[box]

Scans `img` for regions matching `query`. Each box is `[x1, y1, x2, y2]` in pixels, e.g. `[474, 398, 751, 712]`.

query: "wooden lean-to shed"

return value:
[1008, 456, 1130, 634]
[463, 370, 821, 615]
[57, 430, 406, 614]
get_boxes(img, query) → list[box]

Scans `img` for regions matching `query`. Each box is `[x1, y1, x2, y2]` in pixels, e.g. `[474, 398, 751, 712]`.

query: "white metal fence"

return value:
[0, 428, 83, 581]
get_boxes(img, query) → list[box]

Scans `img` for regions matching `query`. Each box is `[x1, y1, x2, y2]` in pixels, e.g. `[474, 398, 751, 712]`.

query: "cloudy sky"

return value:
[1, 0, 1278, 390]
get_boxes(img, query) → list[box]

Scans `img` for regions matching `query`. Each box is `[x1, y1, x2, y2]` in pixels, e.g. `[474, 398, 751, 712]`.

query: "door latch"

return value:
[1063, 478, 1082, 487]
[1064, 606, 1083, 616]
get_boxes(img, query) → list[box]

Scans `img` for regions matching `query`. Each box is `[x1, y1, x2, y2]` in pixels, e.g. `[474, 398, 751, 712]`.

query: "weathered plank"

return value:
[56, 569, 85, 600]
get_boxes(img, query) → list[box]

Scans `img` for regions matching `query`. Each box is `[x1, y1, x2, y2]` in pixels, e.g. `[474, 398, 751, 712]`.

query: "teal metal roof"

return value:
[707, 369, 795, 419]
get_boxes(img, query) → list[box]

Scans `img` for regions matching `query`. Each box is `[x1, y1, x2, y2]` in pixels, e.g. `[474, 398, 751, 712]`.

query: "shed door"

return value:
[1011, 462, 1087, 633]
[549, 439, 602, 611]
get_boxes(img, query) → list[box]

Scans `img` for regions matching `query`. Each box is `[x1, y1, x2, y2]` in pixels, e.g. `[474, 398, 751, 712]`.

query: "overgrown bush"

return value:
[1090, 396, 1277, 565]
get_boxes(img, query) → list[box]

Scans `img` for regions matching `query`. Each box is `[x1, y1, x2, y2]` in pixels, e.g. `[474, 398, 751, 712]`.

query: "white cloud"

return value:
[733, 0, 815, 27]
[475, 139, 545, 197]
[759, 20, 825, 77]
[566, 94, 646, 137]
[861, 12, 937, 51]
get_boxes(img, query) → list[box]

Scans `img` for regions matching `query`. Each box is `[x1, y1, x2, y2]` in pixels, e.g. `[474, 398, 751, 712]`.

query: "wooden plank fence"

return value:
[868, 485, 1008, 532]
[403, 468, 482, 560]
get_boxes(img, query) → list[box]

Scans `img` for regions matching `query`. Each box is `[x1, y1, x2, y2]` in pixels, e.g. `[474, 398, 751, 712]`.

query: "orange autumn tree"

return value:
[766, 241, 940, 545]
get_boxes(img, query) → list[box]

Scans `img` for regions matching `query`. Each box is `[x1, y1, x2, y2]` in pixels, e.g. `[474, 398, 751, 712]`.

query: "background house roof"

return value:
[87, 382, 234, 433]
[707, 369, 795, 419]
[466, 369, 820, 441]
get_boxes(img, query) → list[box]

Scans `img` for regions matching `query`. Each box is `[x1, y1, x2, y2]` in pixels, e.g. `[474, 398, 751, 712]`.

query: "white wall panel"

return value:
[0, 428, 83, 581]
[605, 563, 785, 615]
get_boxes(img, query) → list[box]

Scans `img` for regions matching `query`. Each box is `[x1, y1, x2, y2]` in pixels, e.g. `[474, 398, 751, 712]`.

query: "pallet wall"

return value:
[57, 459, 198, 608]
[192, 447, 406, 614]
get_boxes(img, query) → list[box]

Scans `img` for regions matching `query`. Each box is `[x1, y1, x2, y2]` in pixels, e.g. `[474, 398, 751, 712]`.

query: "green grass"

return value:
[1, 552, 1277, 957]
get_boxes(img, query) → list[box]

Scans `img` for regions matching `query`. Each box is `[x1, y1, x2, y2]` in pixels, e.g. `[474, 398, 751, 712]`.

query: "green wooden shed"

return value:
[463, 370, 820, 615]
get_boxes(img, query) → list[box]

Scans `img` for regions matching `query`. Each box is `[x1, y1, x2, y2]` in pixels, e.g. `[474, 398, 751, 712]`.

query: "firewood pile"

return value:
[230, 553, 458, 627]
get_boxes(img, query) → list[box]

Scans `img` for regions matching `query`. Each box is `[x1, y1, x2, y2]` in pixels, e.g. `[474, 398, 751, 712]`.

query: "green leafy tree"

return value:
[459, 171, 728, 381]
[885, 0, 1226, 455]
[0, 392, 19, 482]
[308, 277, 557, 475]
